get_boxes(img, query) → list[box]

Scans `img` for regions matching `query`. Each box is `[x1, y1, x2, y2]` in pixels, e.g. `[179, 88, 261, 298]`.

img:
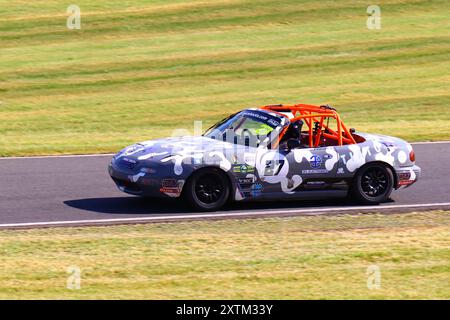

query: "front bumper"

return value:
[108, 161, 184, 198]
[108, 163, 161, 196]
[395, 165, 421, 189]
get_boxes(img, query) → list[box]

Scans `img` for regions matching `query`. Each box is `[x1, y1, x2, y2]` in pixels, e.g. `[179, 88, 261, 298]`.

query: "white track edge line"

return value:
[1, 202, 449, 228]
[411, 141, 450, 145]
[1, 141, 449, 160]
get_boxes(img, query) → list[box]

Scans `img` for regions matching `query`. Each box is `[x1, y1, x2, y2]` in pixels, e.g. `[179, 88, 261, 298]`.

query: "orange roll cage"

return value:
[261, 104, 357, 148]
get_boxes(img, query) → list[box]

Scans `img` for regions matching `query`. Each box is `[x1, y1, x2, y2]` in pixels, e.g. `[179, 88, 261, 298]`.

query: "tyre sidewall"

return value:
[184, 168, 230, 211]
[353, 163, 394, 204]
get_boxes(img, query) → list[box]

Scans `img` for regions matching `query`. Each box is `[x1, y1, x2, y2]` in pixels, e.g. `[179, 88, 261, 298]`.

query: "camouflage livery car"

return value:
[109, 104, 420, 211]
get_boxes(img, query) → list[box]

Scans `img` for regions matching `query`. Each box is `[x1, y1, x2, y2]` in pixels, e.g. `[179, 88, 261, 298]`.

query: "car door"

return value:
[253, 145, 334, 194]
[283, 146, 339, 191]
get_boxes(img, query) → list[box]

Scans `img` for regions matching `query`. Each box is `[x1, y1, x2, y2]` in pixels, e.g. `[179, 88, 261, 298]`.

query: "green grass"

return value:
[0, 0, 449, 156]
[0, 211, 449, 299]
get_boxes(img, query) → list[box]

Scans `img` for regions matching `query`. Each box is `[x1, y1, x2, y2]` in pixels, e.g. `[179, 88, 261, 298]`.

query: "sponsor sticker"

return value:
[306, 181, 326, 185]
[161, 179, 178, 188]
[160, 179, 184, 197]
[398, 171, 414, 186]
[309, 155, 322, 169]
[238, 177, 255, 184]
[267, 118, 280, 127]
[250, 183, 263, 197]
[302, 169, 328, 174]
[159, 187, 180, 194]
[398, 180, 414, 186]
[398, 172, 411, 180]
[233, 164, 255, 174]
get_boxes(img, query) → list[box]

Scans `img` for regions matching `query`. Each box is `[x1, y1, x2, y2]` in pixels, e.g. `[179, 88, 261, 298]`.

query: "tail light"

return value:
[409, 149, 415, 162]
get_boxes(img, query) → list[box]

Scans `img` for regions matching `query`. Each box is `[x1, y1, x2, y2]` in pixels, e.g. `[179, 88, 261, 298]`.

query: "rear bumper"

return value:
[395, 165, 421, 189]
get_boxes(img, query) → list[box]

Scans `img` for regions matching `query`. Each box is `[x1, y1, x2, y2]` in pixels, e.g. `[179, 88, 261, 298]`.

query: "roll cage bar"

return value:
[261, 104, 356, 148]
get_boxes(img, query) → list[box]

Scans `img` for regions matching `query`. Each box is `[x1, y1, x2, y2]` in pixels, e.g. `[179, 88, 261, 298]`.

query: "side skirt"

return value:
[239, 189, 349, 202]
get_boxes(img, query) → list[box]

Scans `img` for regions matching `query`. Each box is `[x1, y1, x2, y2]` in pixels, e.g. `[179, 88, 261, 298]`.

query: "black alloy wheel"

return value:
[361, 166, 389, 197]
[351, 164, 394, 205]
[184, 168, 230, 211]
[195, 175, 225, 204]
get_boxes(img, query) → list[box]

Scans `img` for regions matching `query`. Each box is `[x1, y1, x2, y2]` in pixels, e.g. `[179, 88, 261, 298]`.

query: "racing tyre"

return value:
[351, 164, 394, 205]
[184, 168, 230, 211]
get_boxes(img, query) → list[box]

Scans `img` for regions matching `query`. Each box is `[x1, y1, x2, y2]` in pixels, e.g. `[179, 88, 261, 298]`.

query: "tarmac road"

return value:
[0, 142, 449, 228]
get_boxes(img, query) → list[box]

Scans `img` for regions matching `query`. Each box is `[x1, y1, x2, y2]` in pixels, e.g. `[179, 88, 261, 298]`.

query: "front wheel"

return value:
[351, 164, 394, 205]
[183, 168, 230, 211]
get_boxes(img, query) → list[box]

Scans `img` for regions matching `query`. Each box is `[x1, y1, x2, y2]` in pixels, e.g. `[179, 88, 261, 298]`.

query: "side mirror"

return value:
[287, 139, 301, 150]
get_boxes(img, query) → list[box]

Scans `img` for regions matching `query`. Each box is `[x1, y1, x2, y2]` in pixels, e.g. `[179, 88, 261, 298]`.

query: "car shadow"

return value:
[64, 196, 395, 215]
[64, 197, 188, 214]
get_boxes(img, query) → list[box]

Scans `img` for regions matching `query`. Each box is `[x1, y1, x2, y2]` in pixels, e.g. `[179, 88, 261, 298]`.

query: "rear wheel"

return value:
[351, 164, 394, 204]
[184, 168, 230, 211]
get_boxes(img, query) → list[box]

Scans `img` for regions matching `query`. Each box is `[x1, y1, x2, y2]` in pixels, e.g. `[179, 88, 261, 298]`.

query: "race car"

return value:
[109, 103, 420, 211]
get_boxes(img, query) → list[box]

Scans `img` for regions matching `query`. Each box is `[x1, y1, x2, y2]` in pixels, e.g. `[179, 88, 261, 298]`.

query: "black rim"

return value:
[195, 174, 225, 204]
[361, 167, 389, 197]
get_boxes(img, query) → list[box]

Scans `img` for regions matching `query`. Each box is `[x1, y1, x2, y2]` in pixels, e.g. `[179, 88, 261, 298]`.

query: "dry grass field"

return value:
[0, 0, 449, 156]
[0, 211, 448, 299]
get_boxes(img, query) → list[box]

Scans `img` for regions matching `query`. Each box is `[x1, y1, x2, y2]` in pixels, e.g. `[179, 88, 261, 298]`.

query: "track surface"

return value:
[0, 143, 449, 228]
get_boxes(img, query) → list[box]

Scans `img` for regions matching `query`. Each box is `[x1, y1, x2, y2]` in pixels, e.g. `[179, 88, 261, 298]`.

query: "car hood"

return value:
[114, 135, 240, 162]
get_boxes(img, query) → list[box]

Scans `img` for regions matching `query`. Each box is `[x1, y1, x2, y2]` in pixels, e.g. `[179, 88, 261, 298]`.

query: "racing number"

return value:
[264, 160, 285, 176]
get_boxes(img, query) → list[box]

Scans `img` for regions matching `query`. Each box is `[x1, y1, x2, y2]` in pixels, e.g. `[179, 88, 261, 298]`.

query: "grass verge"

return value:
[0, 210, 449, 299]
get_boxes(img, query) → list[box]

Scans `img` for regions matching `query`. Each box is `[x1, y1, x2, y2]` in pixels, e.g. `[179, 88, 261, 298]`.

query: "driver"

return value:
[280, 120, 304, 150]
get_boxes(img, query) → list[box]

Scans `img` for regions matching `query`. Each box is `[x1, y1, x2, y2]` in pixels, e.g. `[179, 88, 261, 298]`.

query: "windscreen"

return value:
[203, 110, 284, 147]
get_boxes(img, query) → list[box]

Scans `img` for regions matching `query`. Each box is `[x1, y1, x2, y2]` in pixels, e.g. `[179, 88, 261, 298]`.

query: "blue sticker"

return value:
[309, 155, 322, 169]
[250, 183, 263, 197]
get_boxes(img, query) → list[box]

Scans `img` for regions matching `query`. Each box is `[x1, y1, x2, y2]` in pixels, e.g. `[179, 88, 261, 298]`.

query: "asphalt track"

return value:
[0, 142, 449, 229]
